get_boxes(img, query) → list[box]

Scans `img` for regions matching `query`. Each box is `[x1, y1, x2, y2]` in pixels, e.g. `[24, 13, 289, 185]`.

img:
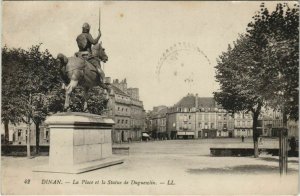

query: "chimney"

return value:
[195, 93, 199, 108]
[122, 78, 127, 93]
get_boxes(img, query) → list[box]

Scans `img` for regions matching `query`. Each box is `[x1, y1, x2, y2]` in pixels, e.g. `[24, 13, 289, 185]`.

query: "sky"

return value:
[2, 1, 283, 110]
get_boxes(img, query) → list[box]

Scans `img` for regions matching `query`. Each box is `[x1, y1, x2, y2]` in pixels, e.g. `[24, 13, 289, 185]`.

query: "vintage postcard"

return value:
[1, 1, 299, 195]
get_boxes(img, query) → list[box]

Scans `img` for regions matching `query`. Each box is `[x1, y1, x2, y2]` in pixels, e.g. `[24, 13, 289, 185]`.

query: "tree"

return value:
[247, 3, 299, 123]
[2, 45, 62, 155]
[214, 35, 264, 158]
[2, 47, 28, 144]
[214, 2, 299, 158]
[68, 86, 109, 115]
[21, 45, 63, 155]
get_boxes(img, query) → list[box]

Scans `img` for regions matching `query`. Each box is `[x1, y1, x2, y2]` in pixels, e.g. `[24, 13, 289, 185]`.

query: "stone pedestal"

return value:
[33, 112, 123, 174]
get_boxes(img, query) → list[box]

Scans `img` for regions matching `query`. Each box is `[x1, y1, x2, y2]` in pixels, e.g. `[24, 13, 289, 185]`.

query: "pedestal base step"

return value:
[33, 156, 124, 174]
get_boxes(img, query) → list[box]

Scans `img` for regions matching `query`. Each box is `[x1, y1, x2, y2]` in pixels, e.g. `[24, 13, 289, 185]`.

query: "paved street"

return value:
[2, 138, 298, 195]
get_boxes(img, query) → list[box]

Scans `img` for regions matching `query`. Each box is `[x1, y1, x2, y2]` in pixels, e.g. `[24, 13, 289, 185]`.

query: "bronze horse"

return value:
[57, 42, 110, 112]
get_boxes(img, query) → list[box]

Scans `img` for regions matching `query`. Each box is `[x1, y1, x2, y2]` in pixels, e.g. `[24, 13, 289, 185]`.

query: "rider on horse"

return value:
[76, 22, 105, 83]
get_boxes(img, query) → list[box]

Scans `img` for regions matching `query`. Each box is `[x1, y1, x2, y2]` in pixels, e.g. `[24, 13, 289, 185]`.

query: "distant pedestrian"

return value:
[241, 136, 245, 142]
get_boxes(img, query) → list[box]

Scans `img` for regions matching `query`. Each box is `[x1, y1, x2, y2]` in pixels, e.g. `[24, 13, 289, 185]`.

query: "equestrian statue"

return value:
[57, 22, 111, 112]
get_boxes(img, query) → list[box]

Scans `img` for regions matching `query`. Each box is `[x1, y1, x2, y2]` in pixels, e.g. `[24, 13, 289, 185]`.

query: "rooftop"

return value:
[111, 85, 128, 96]
[175, 94, 219, 109]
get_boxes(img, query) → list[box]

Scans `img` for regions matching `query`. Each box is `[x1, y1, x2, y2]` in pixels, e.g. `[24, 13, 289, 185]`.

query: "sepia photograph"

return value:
[1, 1, 299, 195]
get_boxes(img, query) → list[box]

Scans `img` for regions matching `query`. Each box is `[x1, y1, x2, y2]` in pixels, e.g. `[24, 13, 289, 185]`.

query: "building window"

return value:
[204, 114, 209, 121]
[218, 122, 222, 129]
[218, 114, 222, 120]
[183, 115, 188, 121]
[18, 129, 22, 137]
[122, 120, 124, 124]
[199, 122, 202, 128]
[211, 123, 214, 129]
[189, 115, 191, 119]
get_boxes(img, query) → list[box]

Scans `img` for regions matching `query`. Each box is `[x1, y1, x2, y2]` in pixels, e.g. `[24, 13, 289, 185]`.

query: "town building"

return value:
[233, 112, 254, 138]
[215, 110, 235, 138]
[166, 94, 235, 139]
[129, 88, 146, 141]
[109, 78, 146, 143]
[144, 111, 152, 133]
[287, 120, 299, 138]
[261, 109, 284, 137]
[260, 109, 298, 138]
[3, 123, 49, 146]
[148, 106, 168, 140]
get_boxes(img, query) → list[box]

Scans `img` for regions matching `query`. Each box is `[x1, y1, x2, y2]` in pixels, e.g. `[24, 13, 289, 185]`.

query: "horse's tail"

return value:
[57, 53, 70, 85]
[57, 53, 68, 66]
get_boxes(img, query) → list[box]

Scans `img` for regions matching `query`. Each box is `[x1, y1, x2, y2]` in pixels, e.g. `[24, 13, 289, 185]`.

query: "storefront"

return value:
[177, 131, 195, 139]
[201, 129, 217, 138]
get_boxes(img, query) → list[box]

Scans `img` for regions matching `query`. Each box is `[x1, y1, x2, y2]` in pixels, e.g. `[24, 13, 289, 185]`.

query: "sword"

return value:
[99, 7, 104, 72]
[99, 7, 101, 30]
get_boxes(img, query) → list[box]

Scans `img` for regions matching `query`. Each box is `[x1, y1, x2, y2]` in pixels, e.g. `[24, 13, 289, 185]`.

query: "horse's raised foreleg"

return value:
[64, 80, 78, 111]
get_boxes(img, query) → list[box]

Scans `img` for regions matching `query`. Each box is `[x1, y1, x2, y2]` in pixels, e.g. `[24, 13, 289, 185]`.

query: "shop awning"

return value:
[177, 131, 195, 136]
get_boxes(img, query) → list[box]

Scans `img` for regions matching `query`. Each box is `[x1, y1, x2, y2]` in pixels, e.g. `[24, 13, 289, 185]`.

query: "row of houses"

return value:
[146, 93, 298, 140]
[109, 78, 146, 143]
[5, 78, 146, 145]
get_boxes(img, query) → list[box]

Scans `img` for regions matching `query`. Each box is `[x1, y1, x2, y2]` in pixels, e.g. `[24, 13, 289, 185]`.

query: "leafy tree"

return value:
[247, 3, 299, 123]
[68, 87, 109, 115]
[2, 47, 27, 144]
[214, 35, 263, 157]
[21, 45, 62, 154]
[2, 45, 62, 154]
[214, 2, 299, 157]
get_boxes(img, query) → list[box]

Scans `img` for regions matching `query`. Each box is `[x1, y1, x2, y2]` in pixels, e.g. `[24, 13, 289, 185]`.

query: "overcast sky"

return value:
[2, 1, 282, 110]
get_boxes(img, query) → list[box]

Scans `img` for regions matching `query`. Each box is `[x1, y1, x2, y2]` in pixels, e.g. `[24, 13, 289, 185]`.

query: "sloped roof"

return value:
[111, 85, 128, 96]
[175, 95, 196, 108]
[150, 106, 168, 118]
[175, 95, 219, 108]
[197, 97, 218, 108]
[157, 107, 168, 115]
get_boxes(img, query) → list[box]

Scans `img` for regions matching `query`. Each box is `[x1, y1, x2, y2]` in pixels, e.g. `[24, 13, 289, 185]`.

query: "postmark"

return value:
[156, 42, 212, 92]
